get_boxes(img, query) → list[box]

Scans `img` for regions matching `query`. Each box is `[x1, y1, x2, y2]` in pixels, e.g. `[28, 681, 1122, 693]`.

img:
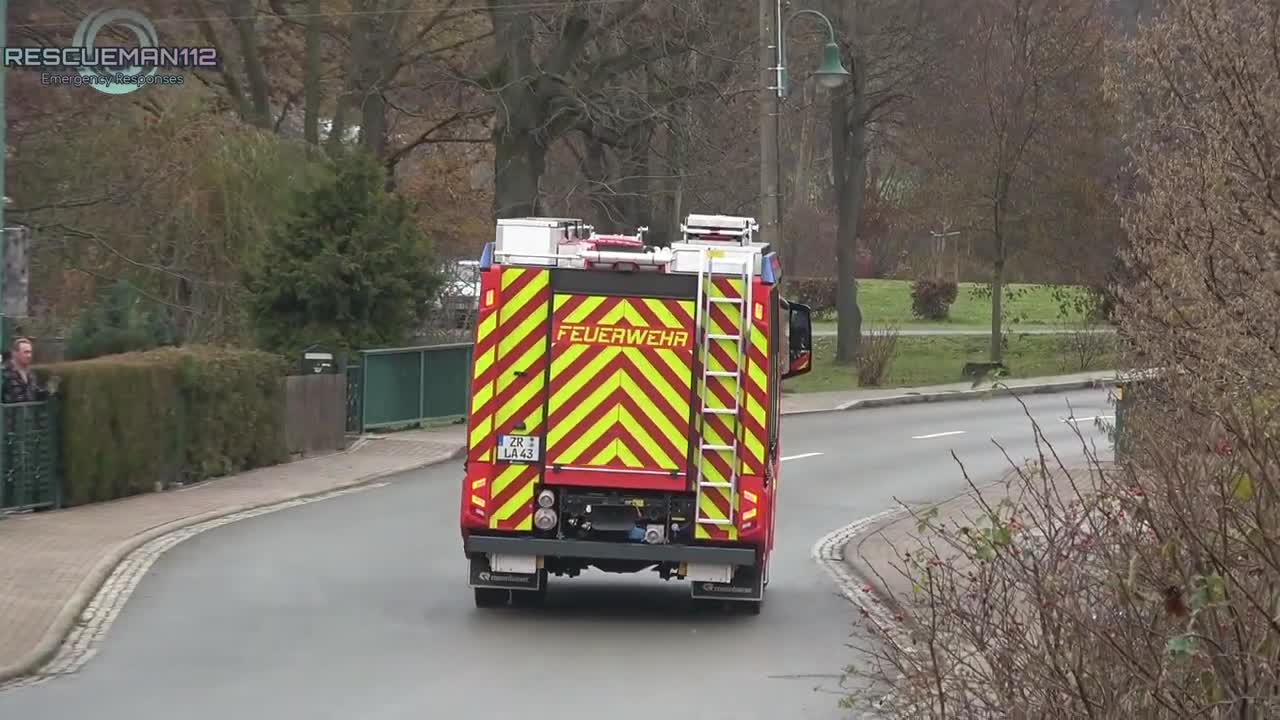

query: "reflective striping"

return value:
[548, 295, 696, 473]
[467, 275, 502, 463]
[485, 266, 552, 532]
[740, 301, 770, 475]
[490, 463, 539, 531]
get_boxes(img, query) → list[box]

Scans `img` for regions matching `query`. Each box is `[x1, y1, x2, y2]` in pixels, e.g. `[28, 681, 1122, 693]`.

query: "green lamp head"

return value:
[815, 42, 851, 89]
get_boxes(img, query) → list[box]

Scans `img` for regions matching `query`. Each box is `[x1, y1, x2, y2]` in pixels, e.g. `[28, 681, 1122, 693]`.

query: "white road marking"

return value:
[1061, 414, 1114, 423]
[911, 430, 966, 440]
[781, 452, 823, 462]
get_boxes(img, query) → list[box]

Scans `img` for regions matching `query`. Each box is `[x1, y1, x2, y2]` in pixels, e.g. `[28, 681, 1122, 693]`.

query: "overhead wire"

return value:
[11, 0, 645, 31]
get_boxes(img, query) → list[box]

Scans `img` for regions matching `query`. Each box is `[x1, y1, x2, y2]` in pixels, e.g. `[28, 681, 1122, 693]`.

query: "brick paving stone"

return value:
[0, 426, 464, 679]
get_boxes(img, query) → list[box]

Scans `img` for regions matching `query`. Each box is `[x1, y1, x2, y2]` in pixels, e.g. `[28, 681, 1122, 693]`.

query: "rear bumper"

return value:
[464, 535, 757, 566]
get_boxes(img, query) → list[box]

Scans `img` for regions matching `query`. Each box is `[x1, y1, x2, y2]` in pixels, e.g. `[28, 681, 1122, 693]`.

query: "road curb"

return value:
[836, 471, 1020, 633]
[0, 444, 465, 687]
[781, 376, 1113, 417]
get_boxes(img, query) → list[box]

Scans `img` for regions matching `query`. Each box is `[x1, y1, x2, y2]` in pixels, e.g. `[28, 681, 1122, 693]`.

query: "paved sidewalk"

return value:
[842, 464, 1108, 625]
[780, 369, 1118, 416]
[0, 425, 465, 683]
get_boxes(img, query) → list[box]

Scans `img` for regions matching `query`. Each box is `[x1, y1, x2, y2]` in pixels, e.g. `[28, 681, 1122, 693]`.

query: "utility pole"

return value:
[759, 0, 779, 249]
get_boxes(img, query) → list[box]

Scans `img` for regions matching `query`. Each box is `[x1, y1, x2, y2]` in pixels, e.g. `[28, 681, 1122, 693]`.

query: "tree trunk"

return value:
[228, 0, 272, 129]
[990, 246, 1005, 362]
[829, 3, 866, 366]
[493, 128, 545, 218]
[488, 4, 544, 219]
[303, 0, 322, 148]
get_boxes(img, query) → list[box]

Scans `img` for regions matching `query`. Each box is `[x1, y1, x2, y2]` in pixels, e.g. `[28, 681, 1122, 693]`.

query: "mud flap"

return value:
[470, 554, 543, 592]
[689, 562, 764, 602]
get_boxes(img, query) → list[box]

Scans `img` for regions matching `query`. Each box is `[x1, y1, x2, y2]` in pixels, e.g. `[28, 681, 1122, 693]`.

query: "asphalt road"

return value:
[0, 390, 1114, 720]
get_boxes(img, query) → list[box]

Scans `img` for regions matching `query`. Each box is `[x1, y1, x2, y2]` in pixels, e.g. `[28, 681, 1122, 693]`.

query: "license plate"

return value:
[497, 434, 541, 463]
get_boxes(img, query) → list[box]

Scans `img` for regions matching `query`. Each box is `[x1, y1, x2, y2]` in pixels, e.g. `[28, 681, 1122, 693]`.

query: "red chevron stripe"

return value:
[554, 292, 591, 323]
[495, 357, 549, 436]
[614, 389, 685, 469]
[699, 444, 734, 480]
[627, 299, 683, 335]
[569, 420, 622, 467]
[699, 485, 733, 520]
[500, 287, 548, 330]
[699, 524, 731, 540]
[669, 299, 695, 325]
[578, 296, 625, 326]
[712, 277, 741, 299]
[704, 375, 738, 410]
[618, 357, 690, 429]
[703, 409, 736, 443]
[474, 319, 499, 357]
[497, 501, 535, 531]
[708, 341, 739, 373]
[489, 464, 539, 515]
[632, 348, 694, 411]
[498, 267, 539, 308]
[709, 304, 738, 336]
[548, 351, 620, 427]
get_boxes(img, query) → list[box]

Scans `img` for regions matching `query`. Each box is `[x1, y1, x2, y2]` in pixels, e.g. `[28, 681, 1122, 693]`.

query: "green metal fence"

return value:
[1, 400, 62, 512]
[347, 343, 473, 433]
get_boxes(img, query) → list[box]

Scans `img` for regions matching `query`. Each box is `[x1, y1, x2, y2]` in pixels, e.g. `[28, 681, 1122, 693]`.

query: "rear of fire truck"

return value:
[459, 214, 813, 612]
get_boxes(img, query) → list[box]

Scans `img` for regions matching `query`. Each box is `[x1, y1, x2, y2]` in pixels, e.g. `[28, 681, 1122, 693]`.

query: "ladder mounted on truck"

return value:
[680, 215, 763, 533]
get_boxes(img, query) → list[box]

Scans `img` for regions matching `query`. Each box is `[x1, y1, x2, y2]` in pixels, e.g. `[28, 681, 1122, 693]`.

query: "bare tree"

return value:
[913, 0, 1105, 361]
[825, 0, 935, 363]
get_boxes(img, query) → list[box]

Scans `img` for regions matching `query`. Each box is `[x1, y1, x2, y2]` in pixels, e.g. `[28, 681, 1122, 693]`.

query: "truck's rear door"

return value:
[543, 274, 698, 490]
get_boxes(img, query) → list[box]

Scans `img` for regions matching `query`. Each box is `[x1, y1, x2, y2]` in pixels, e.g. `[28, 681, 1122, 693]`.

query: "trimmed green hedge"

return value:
[40, 346, 290, 507]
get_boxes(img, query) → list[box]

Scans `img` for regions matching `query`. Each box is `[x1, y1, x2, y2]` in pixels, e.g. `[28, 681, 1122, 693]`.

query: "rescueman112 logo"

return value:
[1, 7, 221, 95]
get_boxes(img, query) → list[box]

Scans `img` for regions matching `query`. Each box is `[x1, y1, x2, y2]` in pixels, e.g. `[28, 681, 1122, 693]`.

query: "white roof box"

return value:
[681, 213, 757, 245]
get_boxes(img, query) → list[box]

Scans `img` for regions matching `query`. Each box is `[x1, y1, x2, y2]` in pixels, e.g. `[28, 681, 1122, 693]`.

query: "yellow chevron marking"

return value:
[621, 347, 690, 421]
[617, 405, 672, 469]
[613, 435, 645, 469]
[490, 463, 527, 499]
[553, 397, 619, 464]
[494, 477, 536, 522]
[472, 478, 486, 489]
[472, 495, 486, 508]
[499, 299, 548, 357]
[641, 298, 685, 328]
[563, 294, 607, 323]
[469, 416, 492, 455]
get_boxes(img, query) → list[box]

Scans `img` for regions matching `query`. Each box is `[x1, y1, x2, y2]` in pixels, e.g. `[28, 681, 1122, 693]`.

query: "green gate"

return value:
[1, 400, 62, 512]
[347, 343, 473, 433]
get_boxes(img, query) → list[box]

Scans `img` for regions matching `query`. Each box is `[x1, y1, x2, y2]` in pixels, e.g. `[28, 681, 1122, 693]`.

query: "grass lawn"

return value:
[782, 333, 1119, 394]
[811, 279, 1096, 332]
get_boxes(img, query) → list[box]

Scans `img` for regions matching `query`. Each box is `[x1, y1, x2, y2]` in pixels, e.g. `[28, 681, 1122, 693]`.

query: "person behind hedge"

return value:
[2, 337, 50, 404]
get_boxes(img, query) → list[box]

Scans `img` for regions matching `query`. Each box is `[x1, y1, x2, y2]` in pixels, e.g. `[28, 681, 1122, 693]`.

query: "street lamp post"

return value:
[761, 4, 850, 253]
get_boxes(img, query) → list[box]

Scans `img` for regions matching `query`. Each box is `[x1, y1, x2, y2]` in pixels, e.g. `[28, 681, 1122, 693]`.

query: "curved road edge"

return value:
[0, 444, 466, 689]
[0, 374, 1115, 690]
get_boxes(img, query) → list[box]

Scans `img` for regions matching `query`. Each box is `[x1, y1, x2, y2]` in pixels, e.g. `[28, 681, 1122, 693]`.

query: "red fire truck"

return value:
[458, 214, 813, 613]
